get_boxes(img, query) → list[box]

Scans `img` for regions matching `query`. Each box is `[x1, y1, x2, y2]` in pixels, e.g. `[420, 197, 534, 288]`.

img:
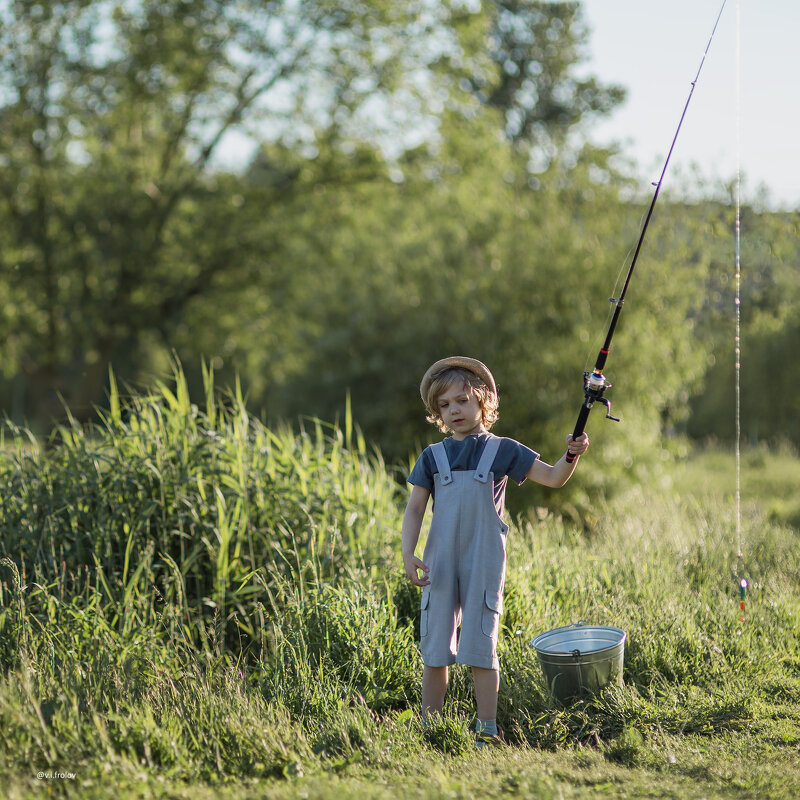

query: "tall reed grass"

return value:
[0, 365, 402, 654]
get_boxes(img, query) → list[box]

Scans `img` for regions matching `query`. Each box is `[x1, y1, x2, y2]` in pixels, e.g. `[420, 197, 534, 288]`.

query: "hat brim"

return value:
[420, 356, 497, 404]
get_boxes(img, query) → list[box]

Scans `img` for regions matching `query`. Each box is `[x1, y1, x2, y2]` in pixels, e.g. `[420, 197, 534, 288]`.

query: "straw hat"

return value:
[419, 356, 497, 405]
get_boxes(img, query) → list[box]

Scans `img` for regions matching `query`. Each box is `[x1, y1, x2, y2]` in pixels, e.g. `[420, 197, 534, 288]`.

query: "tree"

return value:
[464, 2, 625, 156]
[0, 0, 452, 423]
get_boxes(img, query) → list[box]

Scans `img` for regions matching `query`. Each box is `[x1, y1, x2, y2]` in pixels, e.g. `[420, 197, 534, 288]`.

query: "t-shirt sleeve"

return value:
[502, 438, 539, 485]
[407, 447, 435, 491]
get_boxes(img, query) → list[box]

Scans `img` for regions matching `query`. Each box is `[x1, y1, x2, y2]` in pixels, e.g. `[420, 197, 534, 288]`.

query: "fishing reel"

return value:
[566, 368, 619, 462]
[582, 370, 620, 423]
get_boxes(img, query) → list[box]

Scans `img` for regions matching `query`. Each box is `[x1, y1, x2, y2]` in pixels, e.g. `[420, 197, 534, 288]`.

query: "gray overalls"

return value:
[419, 435, 509, 670]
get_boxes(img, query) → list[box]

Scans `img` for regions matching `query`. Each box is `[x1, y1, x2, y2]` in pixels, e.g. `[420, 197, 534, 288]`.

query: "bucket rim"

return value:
[532, 622, 627, 657]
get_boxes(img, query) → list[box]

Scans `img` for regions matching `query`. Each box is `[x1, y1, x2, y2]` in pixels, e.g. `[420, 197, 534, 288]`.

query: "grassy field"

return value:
[1, 370, 799, 799]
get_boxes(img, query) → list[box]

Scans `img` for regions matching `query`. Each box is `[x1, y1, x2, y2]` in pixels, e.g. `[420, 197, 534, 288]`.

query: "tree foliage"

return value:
[687, 207, 800, 446]
[472, 1, 625, 149]
[0, 0, 456, 421]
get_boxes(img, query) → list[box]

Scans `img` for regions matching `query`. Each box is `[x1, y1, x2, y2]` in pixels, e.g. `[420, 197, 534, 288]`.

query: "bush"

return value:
[0, 365, 403, 652]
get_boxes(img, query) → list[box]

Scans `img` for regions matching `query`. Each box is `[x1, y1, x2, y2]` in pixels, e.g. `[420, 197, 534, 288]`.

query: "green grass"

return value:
[670, 441, 800, 529]
[1, 367, 799, 798]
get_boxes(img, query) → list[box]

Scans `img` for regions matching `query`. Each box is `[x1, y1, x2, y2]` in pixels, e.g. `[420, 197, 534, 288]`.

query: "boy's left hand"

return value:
[566, 432, 589, 456]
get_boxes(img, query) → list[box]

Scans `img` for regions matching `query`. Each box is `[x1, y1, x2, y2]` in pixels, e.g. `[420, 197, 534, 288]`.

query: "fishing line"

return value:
[582, 203, 650, 377]
[734, 0, 742, 563]
[734, 0, 747, 623]
[583, 248, 633, 375]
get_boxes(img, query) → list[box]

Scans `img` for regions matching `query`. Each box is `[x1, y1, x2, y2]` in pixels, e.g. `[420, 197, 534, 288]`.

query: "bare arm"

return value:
[401, 485, 431, 586]
[526, 433, 589, 488]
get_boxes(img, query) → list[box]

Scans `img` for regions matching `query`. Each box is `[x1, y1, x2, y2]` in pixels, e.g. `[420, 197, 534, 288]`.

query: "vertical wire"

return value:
[734, 0, 742, 561]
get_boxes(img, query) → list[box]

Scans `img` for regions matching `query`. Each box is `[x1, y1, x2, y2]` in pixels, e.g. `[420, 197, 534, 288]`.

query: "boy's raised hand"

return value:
[566, 432, 589, 457]
[404, 555, 430, 587]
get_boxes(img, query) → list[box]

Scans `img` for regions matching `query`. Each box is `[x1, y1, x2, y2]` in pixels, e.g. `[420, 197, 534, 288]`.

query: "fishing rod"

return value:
[566, 0, 728, 463]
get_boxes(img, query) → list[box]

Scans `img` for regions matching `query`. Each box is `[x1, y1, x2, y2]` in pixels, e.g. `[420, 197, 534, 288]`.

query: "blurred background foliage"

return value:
[0, 0, 797, 508]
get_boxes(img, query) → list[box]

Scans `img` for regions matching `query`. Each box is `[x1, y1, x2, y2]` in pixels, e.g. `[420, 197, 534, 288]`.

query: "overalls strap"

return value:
[430, 442, 453, 485]
[474, 435, 501, 483]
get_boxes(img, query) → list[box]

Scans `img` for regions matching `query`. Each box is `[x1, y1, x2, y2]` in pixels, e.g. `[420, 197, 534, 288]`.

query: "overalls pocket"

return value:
[480, 589, 503, 638]
[420, 586, 431, 638]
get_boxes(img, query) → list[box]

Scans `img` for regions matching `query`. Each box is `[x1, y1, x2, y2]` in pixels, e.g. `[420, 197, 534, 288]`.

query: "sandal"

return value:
[475, 724, 505, 747]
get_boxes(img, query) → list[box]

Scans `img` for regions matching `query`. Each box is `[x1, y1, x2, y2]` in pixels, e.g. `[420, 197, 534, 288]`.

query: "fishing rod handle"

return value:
[565, 403, 591, 464]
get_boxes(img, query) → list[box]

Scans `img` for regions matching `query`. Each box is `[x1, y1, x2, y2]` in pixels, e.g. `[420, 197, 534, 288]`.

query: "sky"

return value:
[578, 0, 798, 210]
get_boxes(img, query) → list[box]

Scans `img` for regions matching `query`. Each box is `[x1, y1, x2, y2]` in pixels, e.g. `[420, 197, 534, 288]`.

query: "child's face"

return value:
[436, 380, 484, 440]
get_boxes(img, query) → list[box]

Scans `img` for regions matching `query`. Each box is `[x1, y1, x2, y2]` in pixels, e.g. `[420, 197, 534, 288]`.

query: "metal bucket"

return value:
[532, 621, 626, 703]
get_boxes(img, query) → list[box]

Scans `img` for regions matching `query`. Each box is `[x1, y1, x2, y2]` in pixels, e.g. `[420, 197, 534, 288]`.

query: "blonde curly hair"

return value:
[423, 367, 499, 433]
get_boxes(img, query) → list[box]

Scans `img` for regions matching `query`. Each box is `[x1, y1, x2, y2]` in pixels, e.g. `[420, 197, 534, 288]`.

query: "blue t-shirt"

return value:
[407, 433, 539, 512]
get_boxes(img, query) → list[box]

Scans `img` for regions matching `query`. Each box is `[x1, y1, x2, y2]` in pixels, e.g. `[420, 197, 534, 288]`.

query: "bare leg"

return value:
[471, 666, 499, 720]
[421, 665, 448, 718]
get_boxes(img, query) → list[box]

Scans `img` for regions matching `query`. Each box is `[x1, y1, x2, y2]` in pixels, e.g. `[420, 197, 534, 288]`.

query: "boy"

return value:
[402, 356, 589, 745]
